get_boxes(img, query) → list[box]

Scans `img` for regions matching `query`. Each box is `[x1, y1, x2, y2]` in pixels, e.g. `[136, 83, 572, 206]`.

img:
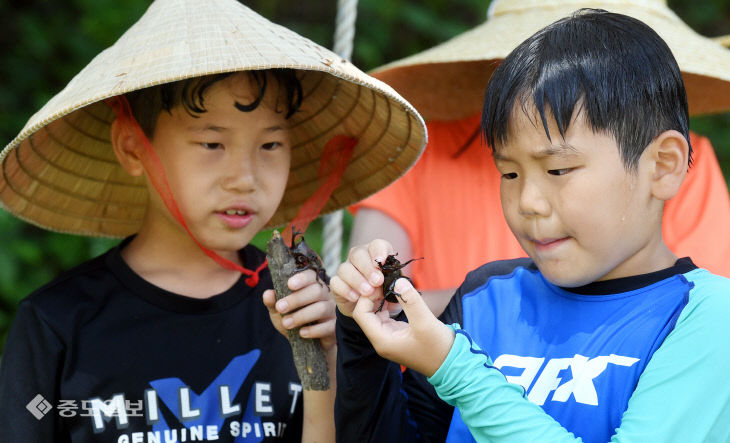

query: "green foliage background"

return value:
[1, 0, 730, 352]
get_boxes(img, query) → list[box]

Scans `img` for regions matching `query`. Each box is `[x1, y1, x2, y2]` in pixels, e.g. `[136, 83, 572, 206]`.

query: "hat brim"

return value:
[372, 1, 730, 121]
[0, 0, 426, 237]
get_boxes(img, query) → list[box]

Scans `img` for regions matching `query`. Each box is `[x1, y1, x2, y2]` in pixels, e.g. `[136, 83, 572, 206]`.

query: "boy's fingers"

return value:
[262, 290, 287, 337]
[281, 300, 335, 330]
[329, 275, 358, 303]
[287, 269, 317, 291]
[391, 278, 434, 330]
[275, 282, 322, 314]
[337, 260, 378, 297]
[367, 239, 394, 268]
[352, 295, 389, 341]
[392, 278, 455, 375]
[262, 289, 277, 312]
[288, 268, 330, 292]
[348, 245, 384, 288]
[329, 275, 359, 318]
[299, 317, 335, 339]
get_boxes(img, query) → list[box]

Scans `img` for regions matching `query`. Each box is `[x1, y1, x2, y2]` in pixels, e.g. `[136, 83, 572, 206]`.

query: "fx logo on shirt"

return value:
[492, 354, 639, 406]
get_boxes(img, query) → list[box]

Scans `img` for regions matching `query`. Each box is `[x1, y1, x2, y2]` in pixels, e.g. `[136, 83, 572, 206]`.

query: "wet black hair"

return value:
[482, 9, 692, 169]
[125, 69, 303, 138]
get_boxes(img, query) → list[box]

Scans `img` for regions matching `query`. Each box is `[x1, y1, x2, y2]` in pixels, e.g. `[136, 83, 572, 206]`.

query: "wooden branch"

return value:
[266, 230, 330, 391]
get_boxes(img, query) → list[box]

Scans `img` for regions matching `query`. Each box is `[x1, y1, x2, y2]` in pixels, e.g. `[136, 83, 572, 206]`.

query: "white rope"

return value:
[333, 0, 358, 60]
[322, 0, 358, 276]
[321, 210, 344, 277]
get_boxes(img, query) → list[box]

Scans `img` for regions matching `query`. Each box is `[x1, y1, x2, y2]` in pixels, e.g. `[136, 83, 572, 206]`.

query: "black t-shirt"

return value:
[0, 240, 304, 442]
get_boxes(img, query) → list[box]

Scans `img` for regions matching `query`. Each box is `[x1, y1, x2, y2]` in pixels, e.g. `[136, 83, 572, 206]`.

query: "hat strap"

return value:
[106, 95, 356, 286]
[106, 95, 266, 286]
[281, 135, 356, 242]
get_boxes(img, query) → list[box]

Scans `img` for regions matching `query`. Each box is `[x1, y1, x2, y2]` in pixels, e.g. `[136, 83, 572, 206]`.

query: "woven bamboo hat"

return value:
[0, 0, 426, 237]
[372, 0, 730, 121]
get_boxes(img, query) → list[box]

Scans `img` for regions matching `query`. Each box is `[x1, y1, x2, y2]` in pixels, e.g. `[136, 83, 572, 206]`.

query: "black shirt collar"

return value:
[106, 236, 268, 314]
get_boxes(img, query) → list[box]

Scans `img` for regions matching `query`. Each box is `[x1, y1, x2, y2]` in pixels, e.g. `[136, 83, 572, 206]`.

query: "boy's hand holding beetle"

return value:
[330, 239, 455, 377]
[263, 270, 337, 353]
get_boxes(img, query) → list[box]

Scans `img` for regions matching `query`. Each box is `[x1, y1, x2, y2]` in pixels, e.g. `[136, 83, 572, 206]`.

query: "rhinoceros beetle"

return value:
[290, 228, 329, 287]
[375, 253, 422, 312]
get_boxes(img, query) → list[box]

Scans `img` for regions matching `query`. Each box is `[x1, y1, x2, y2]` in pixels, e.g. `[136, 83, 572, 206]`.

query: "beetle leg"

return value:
[397, 257, 424, 269]
[316, 267, 330, 287]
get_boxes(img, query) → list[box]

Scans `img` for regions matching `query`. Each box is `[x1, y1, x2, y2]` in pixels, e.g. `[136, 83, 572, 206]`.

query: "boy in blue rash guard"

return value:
[330, 9, 730, 443]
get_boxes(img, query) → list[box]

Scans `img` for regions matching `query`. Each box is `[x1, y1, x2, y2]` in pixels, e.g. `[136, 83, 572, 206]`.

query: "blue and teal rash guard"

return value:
[335, 258, 730, 442]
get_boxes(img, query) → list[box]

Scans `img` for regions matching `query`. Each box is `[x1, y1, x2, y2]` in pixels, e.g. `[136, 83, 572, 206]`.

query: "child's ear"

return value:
[110, 118, 145, 177]
[648, 129, 689, 201]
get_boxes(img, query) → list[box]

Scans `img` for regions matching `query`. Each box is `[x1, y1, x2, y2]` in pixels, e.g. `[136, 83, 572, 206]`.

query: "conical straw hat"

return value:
[372, 0, 730, 121]
[0, 0, 426, 237]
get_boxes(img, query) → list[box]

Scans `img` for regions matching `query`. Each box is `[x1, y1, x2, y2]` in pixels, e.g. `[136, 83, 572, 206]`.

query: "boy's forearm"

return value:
[335, 311, 430, 442]
[300, 345, 337, 443]
[430, 328, 580, 442]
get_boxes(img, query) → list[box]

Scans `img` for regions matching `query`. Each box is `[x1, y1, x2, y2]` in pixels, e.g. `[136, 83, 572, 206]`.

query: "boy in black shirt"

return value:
[0, 0, 426, 440]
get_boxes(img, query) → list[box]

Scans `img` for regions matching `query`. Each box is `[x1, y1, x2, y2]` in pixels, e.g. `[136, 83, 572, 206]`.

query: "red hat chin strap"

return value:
[281, 134, 357, 242]
[106, 96, 355, 287]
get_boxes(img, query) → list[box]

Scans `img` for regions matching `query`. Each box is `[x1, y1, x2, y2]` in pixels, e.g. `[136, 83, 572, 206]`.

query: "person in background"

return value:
[350, 0, 730, 316]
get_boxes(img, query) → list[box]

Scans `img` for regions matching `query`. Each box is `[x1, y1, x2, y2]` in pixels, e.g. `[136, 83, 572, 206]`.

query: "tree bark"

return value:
[266, 230, 330, 391]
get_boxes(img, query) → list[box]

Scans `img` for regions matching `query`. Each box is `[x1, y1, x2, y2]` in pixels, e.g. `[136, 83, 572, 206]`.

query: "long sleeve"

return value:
[335, 311, 453, 442]
[0, 300, 66, 442]
[430, 273, 730, 443]
[611, 270, 730, 441]
[430, 328, 582, 442]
